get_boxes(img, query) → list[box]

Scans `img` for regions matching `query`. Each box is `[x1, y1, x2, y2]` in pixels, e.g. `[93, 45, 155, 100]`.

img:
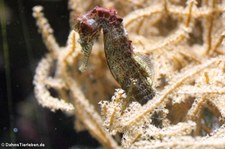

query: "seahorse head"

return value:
[75, 7, 101, 72]
[75, 6, 122, 72]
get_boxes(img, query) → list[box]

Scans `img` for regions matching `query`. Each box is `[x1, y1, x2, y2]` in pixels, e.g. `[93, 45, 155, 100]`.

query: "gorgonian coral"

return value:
[33, 0, 225, 148]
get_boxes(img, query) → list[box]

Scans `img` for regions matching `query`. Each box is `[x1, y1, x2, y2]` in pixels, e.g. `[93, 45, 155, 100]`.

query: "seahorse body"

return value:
[75, 6, 155, 105]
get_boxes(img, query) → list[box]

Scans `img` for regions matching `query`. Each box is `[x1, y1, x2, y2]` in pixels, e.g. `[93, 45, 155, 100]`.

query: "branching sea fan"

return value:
[33, 0, 225, 148]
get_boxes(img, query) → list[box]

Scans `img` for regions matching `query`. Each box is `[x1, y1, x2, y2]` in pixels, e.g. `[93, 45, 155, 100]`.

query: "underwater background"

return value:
[0, 0, 99, 148]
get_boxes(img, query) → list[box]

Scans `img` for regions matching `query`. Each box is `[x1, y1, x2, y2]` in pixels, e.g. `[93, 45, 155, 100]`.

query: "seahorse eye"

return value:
[79, 21, 94, 35]
[87, 19, 97, 27]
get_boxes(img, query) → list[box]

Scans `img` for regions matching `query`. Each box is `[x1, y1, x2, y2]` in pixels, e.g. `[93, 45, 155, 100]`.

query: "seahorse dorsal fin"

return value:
[133, 52, 155, 80]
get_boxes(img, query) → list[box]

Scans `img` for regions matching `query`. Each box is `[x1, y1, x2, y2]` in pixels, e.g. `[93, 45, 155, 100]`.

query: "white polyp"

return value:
[79, 63, 88, 72]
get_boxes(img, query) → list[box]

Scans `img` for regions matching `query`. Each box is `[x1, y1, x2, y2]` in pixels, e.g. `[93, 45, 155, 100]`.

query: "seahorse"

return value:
[75, 6, 155, 105]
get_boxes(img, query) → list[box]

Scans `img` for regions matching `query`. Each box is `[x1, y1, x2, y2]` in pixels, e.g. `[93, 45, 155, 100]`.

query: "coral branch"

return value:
[121, 56, 224, 129]
[62, 65, 120, 149]
[33, 54, 74, 112]
[33, 6, 60, 56]
[33, 1, 225, 148]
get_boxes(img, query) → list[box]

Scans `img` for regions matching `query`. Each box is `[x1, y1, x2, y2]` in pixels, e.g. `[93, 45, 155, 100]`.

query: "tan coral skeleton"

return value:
[33, 0, 225, 148]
